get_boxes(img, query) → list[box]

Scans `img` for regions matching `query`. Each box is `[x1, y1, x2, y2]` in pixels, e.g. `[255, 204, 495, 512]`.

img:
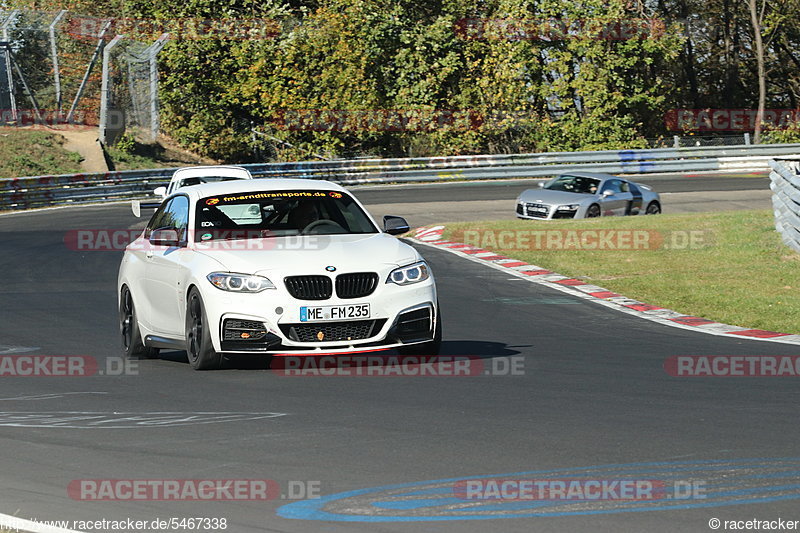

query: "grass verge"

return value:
[0, 130, 83, 177]
[0, 128, 214, 177]
[440, 210, 800, 334]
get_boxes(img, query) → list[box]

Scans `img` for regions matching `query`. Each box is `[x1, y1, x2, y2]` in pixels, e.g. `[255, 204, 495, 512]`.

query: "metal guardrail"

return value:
[0, 167, 174, 210]
[769, 158, 800, 254]
[3, 143, 800, 211]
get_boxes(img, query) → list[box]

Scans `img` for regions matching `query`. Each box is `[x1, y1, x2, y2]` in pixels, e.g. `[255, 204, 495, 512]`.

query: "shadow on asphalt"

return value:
[149, 340, 522, 371]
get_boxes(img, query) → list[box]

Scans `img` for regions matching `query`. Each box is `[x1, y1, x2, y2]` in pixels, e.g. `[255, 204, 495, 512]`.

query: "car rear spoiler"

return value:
[131, 199, 162, 218]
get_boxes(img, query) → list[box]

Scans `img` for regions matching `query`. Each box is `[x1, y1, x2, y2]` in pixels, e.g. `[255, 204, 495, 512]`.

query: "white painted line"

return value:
[0, 392, 109, 401]
[0, 346, 40, 355]
[536, 274, 569, 282]
[773, 334, 800, 343]
[0, 201, 133, 217]
[572, 284, 609, 293]
[0, 411, 287, 428]
[507, 264, 539, 271]
[694, 323, 749, 333]
[644, 309, 687, 319]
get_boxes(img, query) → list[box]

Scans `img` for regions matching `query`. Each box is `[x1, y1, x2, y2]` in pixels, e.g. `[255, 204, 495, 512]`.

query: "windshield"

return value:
[544, 175, 601, 194]
[178, 176, 247, 188]
[194, 189, 378, 241]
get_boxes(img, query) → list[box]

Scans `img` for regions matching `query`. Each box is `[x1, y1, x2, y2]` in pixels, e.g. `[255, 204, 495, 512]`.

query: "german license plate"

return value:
[300, 304, 370, 322]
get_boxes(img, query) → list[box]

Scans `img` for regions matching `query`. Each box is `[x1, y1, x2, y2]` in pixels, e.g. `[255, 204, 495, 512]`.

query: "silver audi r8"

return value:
[516, 172, 661, 220]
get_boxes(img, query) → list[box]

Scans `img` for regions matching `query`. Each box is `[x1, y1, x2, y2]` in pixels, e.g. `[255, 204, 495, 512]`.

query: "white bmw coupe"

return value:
[118, 179, 440, 370]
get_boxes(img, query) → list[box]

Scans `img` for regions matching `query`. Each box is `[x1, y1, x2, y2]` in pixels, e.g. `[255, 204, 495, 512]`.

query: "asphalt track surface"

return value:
[2, 174, 800, 532]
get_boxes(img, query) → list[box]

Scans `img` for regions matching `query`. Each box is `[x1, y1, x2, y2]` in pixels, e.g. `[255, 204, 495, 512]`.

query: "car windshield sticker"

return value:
[209, 191, 334, 205]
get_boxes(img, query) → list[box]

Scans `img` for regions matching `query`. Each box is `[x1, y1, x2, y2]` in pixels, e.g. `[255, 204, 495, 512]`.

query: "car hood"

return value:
[518, 189, 594, 204]
[193, 233, 419, 275]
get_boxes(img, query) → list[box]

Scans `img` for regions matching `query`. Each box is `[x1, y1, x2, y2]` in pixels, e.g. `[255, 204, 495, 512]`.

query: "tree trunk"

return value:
[747, 0, 766, 143]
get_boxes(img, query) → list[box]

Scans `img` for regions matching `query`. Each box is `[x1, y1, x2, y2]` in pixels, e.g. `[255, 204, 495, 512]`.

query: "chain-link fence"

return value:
[99, 34, 168, 144]
[0, 9, 167, 145]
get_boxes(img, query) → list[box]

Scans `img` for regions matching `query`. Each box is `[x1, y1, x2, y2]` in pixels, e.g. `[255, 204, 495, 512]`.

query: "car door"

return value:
[626, 181, 645, 215]
[598, 179, 634, 216]
[133, 201, 171, 332]
[144, 195, 191, 336]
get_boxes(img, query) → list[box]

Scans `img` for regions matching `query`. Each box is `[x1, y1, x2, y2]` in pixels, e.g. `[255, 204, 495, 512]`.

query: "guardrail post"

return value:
[1, 10, 18, 121]
[49, 10, 67, 115]
[66, 20, 112, 123]
[99, 34, 125, 144]
[146, 33, 169, 143]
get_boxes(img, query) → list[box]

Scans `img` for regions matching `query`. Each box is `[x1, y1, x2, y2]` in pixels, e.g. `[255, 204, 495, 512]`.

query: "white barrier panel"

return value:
[769, 158, 800, 253]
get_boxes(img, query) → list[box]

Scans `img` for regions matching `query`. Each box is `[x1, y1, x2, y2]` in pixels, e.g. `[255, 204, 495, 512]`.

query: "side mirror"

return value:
[149, 228, 181, 247]
[538, 182, 545, 188]
[153, 186, 167, 198]
[601, 190, 614, 197]
[133, 199, 164, 217]
[383, 215, 410, 236]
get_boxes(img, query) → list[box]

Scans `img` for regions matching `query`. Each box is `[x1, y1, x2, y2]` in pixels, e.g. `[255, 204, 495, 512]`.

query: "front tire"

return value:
[120, 286, 159, 359]
[646, 201, 661, 215]
[586, 204, 601, 218]
[398, 305, 442, 356]
[185, 288, 222, 370]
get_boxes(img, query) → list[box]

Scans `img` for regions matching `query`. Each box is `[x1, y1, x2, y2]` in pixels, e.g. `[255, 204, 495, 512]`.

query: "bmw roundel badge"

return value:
[325, 266, 336, 272]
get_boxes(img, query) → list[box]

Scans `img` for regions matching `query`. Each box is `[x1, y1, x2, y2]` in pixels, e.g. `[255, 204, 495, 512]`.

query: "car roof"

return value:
[178, 178, 348, 198]
[171, 166, 252, 181]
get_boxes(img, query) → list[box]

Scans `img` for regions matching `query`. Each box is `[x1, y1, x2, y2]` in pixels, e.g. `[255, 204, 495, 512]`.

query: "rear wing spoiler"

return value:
[131, 199, 163, 218]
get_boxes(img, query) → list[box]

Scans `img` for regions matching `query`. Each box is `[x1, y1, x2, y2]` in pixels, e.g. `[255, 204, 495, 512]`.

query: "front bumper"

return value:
[201, 277, 437, 355]
[516, 202, 579, 220]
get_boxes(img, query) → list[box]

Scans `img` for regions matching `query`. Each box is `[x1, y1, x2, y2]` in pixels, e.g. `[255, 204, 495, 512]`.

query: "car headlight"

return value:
[207, 272, 275, 293]
[557, 204, 580, 211]
[387, 261, 430, 286]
